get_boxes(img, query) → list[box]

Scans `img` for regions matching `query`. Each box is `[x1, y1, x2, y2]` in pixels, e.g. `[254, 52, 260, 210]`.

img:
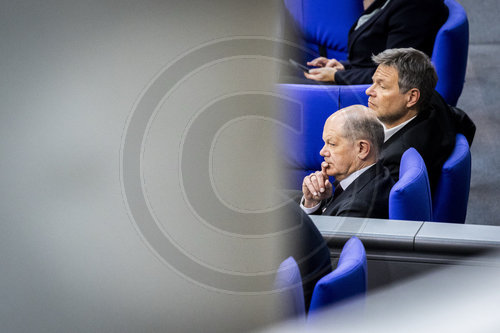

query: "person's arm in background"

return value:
[335, 0, 448, 85]
[304, 57, 345, 82]
[334, 66, 376, 85]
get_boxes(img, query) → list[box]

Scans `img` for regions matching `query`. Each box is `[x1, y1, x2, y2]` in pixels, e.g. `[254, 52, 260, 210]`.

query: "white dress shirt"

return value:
[355, 0, 392, 30]
[383, 116, 416, 142]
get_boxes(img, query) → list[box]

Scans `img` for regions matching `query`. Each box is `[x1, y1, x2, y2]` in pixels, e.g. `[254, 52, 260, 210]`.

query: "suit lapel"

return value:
[322, 164, 378, 216]
[382, 115, 421, 149]
[348, 0, 389, 52]
[342, 164, 378, 196]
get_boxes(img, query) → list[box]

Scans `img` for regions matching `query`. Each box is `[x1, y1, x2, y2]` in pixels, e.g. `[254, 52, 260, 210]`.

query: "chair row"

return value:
[274, 236, 367, 322]
[278, 86, 472, 224]
[390, 138, 472, 224]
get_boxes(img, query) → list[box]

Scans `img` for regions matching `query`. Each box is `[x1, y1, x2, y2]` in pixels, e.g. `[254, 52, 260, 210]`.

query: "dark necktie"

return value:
[332, 180, 344, 199]
[322, 181, 343, 213]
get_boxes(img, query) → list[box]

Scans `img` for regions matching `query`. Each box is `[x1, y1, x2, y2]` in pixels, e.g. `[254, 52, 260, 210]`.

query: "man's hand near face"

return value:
[302, 162, 333, 208]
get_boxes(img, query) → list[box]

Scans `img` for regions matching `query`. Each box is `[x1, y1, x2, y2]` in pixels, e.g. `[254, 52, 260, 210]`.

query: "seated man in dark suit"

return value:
[300, 105, 394, 218]
[304, 0, 448, 84]
[365, 47, 475, 193]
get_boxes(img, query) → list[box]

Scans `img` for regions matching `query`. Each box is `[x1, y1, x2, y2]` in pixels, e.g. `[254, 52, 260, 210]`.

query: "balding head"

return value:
[320, 105, 384, 179]
[326, 105, 384, 157]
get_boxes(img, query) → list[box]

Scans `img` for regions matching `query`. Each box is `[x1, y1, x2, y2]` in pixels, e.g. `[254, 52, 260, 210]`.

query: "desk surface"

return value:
[310, 215, 500, 253]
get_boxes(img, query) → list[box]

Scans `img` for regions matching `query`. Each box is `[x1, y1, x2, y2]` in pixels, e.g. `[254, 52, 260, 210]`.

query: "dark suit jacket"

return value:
[335, 0, 448, 85]
[317, 162, 394, 219]
[380, 91, 476, 194]
[278, 202, 332, 312]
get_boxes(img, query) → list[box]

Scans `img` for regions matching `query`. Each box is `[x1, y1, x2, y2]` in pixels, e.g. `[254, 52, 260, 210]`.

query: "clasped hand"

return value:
[302, 162, 333, 208]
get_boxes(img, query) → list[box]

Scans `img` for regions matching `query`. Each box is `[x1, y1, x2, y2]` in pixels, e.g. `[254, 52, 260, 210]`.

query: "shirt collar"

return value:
[355, 0, 391, 30]
[339, 163, 375, 190]
[383, 115, 416, 142]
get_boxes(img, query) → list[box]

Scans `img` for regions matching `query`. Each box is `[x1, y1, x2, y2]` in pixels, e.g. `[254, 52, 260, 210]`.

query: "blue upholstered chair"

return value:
[432, 0, 469, 106]
[279, 84, 340, 189]
[281, 0, 469, 103]
[389, 148, 433, 221]
[324, 0, 469, 106]
[279, 0, 469, 188]
[274, 256, 306, 321]
[279, 84, 368, 189]
[308, 237, 367, 318]
[283, 0, 363, 61]
[330, 0, 469, 106]
[432, 134, 471, 223]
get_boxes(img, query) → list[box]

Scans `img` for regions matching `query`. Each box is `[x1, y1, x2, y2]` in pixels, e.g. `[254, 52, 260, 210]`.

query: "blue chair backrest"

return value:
[279, 84, 369, 189]
[334, 0, 469, 106]
[283, 0, 364, 60]
[283, 0, 469, 106]
[274, 256, 306, 320]
[338, 84, 370, 109]
[432, 0, 469, 106]
[432, 134, 471, 223]
[308, 237, 367, 317]
[279, 84, 340, 188]
[389, 148, 433, 221]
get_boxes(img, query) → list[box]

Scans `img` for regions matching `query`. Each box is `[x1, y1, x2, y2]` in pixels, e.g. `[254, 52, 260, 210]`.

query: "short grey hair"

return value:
[340, 105, 384, 157]
[372, 47, 437, 109]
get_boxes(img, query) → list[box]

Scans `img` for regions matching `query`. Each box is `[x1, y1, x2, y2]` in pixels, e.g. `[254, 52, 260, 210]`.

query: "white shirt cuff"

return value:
[299, 196, 321, 214]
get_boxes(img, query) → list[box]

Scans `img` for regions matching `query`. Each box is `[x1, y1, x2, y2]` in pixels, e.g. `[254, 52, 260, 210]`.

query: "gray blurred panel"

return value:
[0, 0, 295, 332]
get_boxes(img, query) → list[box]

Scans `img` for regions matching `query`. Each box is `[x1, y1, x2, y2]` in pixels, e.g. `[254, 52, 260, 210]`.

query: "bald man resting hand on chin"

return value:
[300, 105, 394, 219]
